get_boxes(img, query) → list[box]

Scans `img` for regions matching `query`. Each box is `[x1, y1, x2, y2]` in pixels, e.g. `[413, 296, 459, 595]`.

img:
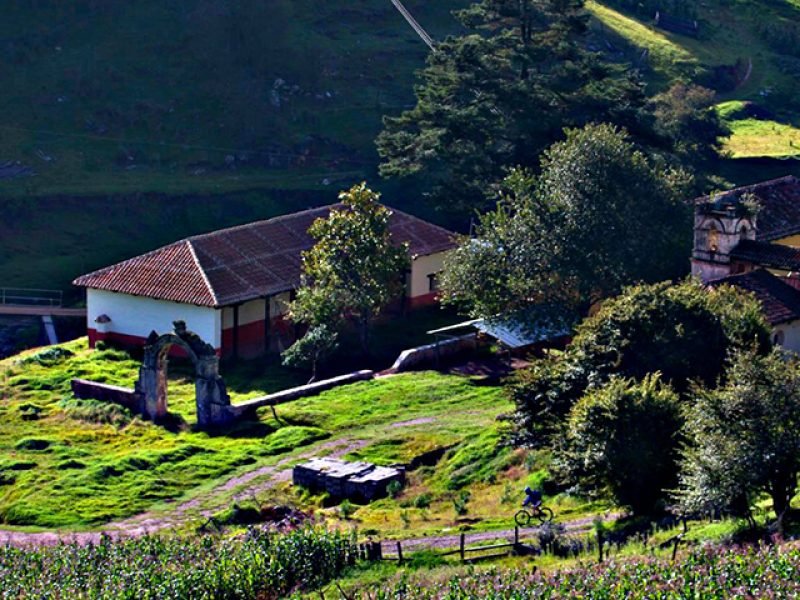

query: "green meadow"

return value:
[0, 339, 509, 530]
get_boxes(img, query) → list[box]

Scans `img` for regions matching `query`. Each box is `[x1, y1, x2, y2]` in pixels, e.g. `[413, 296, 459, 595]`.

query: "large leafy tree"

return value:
[440, 123, 692, 320]
[556, 374, 683, 515]
[288, 183, 409, 354]
[678, 348, 800, 523]
[377, 0, 646, 214]
[510, 279, 771, 443]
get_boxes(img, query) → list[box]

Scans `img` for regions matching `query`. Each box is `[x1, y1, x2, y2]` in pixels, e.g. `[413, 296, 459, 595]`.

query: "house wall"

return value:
[408, 252, 447, 307]
[86, 289, 221, 350]
[776, 234, 800, 248]
[219, 292, 296, 359]
[774, 320, 800, 354]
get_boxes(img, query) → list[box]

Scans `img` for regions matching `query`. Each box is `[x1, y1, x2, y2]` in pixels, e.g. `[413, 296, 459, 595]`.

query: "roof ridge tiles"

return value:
[186, 240, 219, 307]
[694, 175, 800, 204]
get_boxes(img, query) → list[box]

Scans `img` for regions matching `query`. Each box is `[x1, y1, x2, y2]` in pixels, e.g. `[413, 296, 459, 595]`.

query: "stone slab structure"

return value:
[293, 457, 405, 502]
[71, 379, 140, 410]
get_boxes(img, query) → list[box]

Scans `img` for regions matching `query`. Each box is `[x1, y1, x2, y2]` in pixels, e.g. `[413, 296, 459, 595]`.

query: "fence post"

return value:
[514, 525, 519, 546]
[597, 530, 604, 564]
[396, 541, 403, 565]
[460, 533, 466, 563]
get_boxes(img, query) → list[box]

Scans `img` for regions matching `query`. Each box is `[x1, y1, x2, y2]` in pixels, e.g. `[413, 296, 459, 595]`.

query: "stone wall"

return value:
[71, 379, 140, 410]
[230, 370, 375, 416]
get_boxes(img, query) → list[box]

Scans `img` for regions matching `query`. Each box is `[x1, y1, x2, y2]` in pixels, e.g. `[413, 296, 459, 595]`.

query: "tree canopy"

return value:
[287, 183, 409, 353]
[440, 123, 692, 320]
[510, 278, 772, 443]
[377, 0, 646, 214]
[678, 348, 800, 522]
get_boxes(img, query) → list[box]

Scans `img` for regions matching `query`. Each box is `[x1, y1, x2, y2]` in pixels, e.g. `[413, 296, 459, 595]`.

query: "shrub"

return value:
[387, 480, 403, 498]
[511, 280, 770, 443]
[556, 374, 682, 515]
[338, 499, 355, 520]
[413, 493, 432, 509]
[453, 490, 471, 517]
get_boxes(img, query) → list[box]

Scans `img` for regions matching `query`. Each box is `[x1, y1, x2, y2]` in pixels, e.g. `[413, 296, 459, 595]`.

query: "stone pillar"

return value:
[194, 355, 235, 429]
[136, 352, 168, 422]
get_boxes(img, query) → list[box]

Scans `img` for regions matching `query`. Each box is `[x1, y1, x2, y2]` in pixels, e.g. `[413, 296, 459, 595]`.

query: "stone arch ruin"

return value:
[135, 321, 236, 428]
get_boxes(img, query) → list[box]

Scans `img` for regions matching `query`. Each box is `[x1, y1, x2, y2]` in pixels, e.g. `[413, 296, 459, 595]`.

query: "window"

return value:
[427, 273, 440, 293]
[773, 330, 785, 346]
[708, 226, 719, 253]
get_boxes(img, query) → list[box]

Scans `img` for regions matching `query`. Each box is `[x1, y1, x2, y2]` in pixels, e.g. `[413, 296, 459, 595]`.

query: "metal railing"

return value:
[0, 287, 63, 308]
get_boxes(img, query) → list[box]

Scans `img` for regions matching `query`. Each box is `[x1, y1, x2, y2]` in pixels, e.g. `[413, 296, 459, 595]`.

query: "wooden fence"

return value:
[379, 527, 535, 565]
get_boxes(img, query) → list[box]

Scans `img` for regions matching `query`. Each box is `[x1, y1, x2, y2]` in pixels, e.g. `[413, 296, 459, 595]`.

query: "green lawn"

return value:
[0, 339, 508, 529]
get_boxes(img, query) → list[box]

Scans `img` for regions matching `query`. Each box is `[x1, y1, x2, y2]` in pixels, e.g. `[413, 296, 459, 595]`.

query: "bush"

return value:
[387, 480, 403, 498]
[413, 493, 432, 509]
[453, 490, 471, 517]
[338, 499, 355, 520]
[555, 374, 683, 515]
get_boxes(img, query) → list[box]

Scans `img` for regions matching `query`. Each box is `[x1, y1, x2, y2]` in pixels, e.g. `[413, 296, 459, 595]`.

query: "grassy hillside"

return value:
[0, 0, 465, 197]
[0, 339, 510, 529]
[586, 1, 800, 159]
[3, 0, 800, 297]
[1, 0, 799, 199]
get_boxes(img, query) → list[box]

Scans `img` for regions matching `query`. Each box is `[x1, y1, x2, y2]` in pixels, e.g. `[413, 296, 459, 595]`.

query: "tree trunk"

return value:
[359, 315, 370, 355]
[770, 475, 794, 523]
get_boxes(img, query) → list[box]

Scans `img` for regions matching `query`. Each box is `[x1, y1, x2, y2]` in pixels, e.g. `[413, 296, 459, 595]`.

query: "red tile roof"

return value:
[74, 204, 456, 308]
[709, 269, 800, 325]
[729, 239, 800, 272]
[695, 176, 800, 241]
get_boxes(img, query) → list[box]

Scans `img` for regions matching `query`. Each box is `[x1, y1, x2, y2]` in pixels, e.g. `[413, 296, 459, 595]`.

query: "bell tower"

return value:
[691, 195, 757, 282]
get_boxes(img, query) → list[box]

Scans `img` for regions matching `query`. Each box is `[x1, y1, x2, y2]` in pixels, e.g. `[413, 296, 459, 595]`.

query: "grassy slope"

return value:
[0, 339, 510, 529]
[0, 0, 465, 197]
[586, 1, 800, 160]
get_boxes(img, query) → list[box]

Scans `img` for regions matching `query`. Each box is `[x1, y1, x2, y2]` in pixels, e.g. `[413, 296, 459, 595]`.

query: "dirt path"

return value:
[380, 512, 620, 554]
[0, 437, 365, 548]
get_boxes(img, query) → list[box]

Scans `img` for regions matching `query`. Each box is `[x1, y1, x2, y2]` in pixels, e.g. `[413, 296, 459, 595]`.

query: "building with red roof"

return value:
[692, 175, 800, 351]
[74, 204, 456, 358]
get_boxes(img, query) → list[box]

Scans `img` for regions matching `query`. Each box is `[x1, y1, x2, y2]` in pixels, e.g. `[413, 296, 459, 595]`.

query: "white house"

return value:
[74, 204, 456, 359]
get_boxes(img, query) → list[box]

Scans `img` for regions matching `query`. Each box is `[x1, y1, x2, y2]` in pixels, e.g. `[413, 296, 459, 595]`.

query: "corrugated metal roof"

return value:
[428, 314, 570, 349]
[74, 204, 456, 307]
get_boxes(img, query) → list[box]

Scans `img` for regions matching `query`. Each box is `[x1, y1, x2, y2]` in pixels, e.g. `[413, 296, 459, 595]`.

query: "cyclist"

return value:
[522, 486, 542, 510]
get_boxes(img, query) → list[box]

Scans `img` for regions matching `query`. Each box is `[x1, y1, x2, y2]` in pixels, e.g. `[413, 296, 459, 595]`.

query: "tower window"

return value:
[708, 226, 719, 253]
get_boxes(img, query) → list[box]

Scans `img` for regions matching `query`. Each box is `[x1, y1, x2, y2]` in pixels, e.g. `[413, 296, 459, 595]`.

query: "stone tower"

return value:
[691, 195, 757, 283]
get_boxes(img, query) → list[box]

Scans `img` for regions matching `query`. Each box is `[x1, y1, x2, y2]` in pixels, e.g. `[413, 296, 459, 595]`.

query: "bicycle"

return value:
[514, 504, 554, 526]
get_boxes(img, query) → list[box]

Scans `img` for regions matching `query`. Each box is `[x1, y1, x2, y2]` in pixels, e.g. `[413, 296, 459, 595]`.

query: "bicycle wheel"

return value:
[536, 506, 554, 524]
[514, 509, 532, 527]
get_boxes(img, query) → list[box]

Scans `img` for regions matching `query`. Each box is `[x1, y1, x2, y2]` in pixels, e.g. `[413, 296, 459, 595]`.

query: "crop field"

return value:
[343, 543, 800, 598]
[0, 526, 355, 599]
[0, 339, 509, 529]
